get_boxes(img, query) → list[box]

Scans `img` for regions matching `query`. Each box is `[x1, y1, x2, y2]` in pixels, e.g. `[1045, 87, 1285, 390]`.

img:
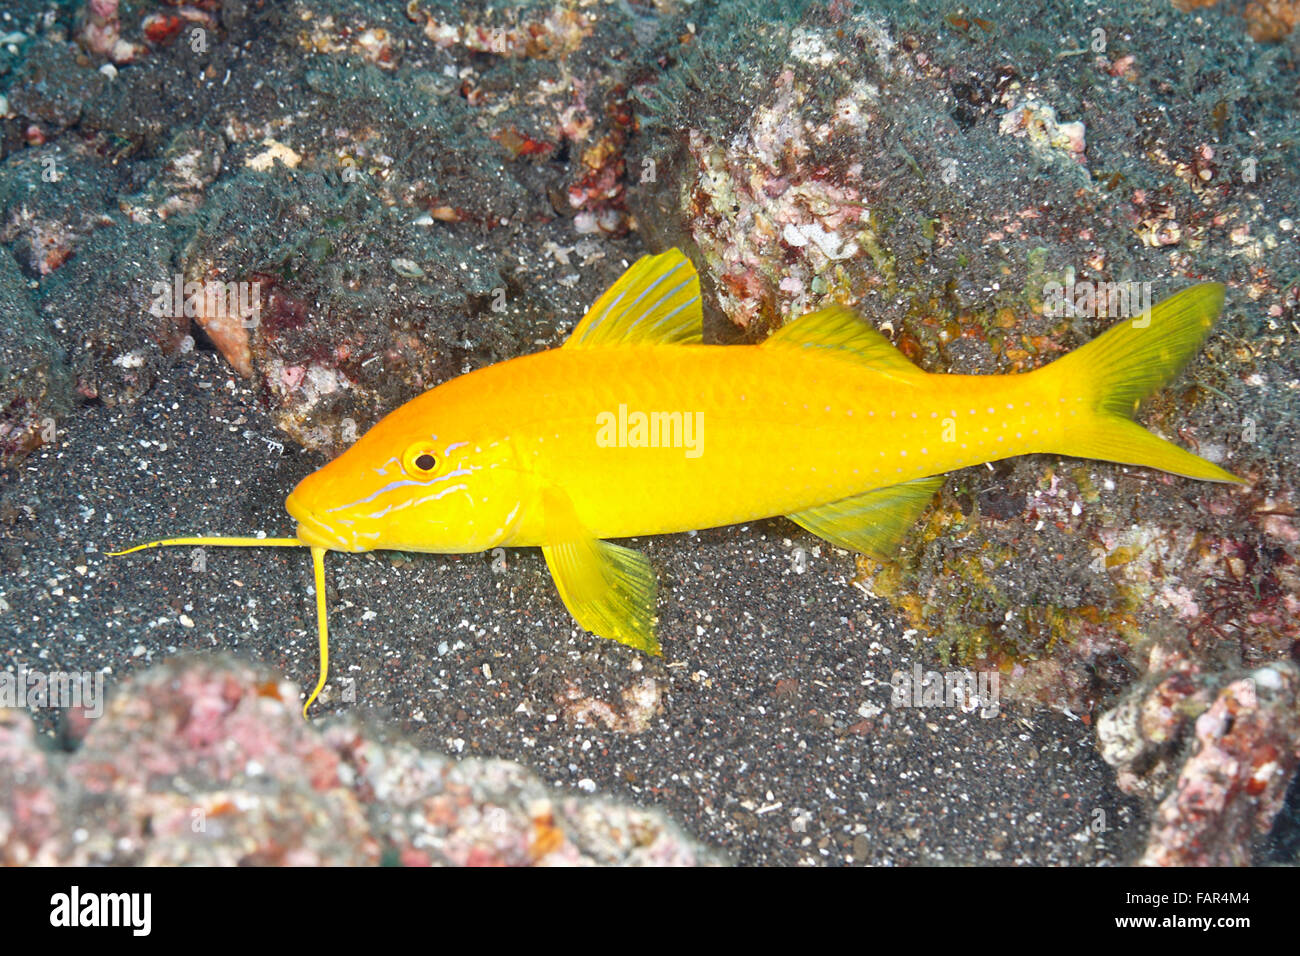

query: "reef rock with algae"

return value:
[0, 656, 721, 866]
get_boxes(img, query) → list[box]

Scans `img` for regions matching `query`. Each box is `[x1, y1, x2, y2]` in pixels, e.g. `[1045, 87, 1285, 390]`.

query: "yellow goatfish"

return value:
[111, 248, 1241, 715]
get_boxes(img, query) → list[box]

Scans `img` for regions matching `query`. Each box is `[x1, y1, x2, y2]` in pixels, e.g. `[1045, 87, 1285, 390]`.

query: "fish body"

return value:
[115, 247, 1241, 713]
[293, 345, 1048, 548]
[287, 247, 1238, 653]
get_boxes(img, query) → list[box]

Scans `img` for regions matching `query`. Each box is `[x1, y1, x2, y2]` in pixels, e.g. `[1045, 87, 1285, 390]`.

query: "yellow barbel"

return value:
[111, 249, 1241, 715]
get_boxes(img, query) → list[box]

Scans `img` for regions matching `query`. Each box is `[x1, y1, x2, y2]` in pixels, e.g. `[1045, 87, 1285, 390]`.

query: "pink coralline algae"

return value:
[0, 710, 60, 866]
[79, 0, 146, 64]
[686, 67, 880, 329]
[1099, 651, 1300, 866]
[411, 3, 592, 60]
[0, 657, 721, 866]
[1140, 666, 1300, 866]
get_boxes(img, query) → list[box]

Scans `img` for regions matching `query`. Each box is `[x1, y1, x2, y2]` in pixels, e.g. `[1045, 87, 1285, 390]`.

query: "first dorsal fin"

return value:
[565, 248, 702, 348]
[763, 304, 924, 379]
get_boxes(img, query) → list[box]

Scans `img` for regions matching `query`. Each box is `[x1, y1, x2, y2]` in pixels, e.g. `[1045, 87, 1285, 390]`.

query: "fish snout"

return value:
[285, 491, 357, 551]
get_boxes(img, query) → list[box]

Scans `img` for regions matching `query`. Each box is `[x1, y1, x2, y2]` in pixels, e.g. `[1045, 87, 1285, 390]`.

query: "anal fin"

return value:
[540, 489, 660, 655]
[787, 476, 945, 560]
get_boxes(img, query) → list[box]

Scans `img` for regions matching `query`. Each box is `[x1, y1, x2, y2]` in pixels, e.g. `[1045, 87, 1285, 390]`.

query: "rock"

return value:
[0, 137, 121, 277]
[6, 37, 106, 130]
[0, 656, 722, 866]
[1099, 642, 1300, 865]
[37, 220, 183, 405]
[1141, 664, 1300, 865]
[0, 246, 72, 466]
[0, 707, 60, 865]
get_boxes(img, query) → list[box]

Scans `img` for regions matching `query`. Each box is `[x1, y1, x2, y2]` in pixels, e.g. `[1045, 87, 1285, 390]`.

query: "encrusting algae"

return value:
[111, 248, 1241, 716]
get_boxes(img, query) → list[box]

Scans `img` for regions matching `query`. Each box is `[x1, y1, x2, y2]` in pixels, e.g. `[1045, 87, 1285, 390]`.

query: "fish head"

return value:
[285, 392, 525, 554]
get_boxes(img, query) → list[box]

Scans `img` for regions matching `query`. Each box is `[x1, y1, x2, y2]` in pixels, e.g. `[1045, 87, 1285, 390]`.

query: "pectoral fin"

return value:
[540, 489, 660, 655]
[787, 476, 945, 560]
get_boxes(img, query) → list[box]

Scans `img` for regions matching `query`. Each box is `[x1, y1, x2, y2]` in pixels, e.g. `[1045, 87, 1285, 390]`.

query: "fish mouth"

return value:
[285, 493, 360, 551]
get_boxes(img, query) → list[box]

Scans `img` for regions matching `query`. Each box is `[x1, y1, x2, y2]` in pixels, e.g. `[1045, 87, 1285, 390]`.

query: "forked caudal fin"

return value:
[1029, 282, 1243, 483]
[107, 537, 332, 717]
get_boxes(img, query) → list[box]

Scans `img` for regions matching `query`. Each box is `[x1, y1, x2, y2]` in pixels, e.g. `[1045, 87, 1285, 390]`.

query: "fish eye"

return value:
[402, 443, 440, 477]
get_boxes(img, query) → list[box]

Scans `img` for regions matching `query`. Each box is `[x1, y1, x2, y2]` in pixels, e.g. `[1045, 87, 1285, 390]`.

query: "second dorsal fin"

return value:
[565, 248, 703, 348]
[763, 304, 923, 379]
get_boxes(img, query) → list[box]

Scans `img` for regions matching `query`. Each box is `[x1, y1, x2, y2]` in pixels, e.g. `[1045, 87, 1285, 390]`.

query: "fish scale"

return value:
[470, 346, 1037, 539]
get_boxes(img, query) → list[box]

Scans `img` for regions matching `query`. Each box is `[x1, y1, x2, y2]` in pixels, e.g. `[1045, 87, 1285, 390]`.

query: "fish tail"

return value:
[1029, 282, 1244, 483]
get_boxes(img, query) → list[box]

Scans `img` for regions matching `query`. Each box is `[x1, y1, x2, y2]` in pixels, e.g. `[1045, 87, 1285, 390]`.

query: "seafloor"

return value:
[0, 0, 1297, 865]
